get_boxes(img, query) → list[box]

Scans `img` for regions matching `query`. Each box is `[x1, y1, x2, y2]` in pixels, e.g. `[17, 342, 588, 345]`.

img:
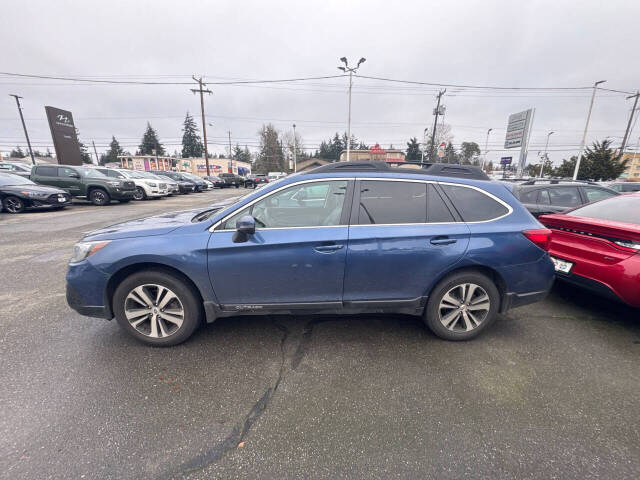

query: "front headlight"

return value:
[21, 191, 49, 198]
[70, 240, 111, 264]
[107, 181, 120, 187]
[146, 182, 157, 187]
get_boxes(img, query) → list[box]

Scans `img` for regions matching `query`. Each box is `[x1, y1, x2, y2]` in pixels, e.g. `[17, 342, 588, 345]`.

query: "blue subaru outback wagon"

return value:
[66, 162, 555, 346]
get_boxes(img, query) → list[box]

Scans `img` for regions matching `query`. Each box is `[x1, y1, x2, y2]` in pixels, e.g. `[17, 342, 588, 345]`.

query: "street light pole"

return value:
[292, 123, 297, 172]
[9, 94, 36, 165]
[481, 128, 493, 170]
[338, 57, 366, 162]
[421, 127, 428, 163]
[573, 80, 606, 180]
[620, 91, 640, 155]
[540, 131, 554, 177]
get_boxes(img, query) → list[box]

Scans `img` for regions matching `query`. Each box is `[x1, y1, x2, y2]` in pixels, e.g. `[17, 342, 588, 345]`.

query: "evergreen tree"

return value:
[552, 139, 628, 180]
[330, 133, 344, 161]
[44, 147, 53, 157]
[101, 136, 124, 165]
[255, 124, 284, 173]
[444, 142, 457, 164]
[406, 137, 421, 161]
[459, 142, 481, 164]
[180, 112, 203, 158]
[10, 146, 25, 158]
[318, 141, 332, 159]
[75, 128, 92, 164]
[357, 141, 369, 149]
[138, 123, 165, 155]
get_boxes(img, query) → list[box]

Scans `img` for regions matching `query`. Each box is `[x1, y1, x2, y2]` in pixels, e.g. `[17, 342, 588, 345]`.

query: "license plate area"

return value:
[550, 256, 573, 274]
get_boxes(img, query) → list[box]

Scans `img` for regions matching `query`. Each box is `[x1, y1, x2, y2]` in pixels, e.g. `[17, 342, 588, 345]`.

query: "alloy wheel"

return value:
[124, 284, 184, 338]
[92, 190, 108, 205]
[438, 283, 490, 332]
[4, 197, 24, 213]
[133, 187, 145, 200]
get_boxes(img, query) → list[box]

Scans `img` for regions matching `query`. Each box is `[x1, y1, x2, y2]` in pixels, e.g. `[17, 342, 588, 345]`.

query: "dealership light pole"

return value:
[539, 131, 554, 177]
[9, 94, 36, 165]
[481, 128, 493, 170]
[573, 80, 606, 180]
[292, 123, 297, 172]
[191, 76, 213, 176]
[337, 57, 366, 162]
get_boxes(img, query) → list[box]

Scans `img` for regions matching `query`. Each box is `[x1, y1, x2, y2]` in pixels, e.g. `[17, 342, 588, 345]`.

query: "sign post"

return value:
[504, 108, 535, 177]
[45, 106, 83, 165]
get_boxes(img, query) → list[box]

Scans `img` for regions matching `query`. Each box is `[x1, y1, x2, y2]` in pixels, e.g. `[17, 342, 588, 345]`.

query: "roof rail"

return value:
[520, 178, 597, 185]
[305, 161, 489, 180]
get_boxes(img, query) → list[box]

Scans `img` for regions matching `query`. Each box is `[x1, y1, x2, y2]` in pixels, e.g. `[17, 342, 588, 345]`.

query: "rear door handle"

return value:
[314, 244, 344, 253]
[430, 236, 457, 246]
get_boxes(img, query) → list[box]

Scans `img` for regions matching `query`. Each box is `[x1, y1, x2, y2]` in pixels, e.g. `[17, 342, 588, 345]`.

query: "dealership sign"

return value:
[45, 106, 83, 165]
[504, 109, 534, 149]
[500, 156, 512, 165]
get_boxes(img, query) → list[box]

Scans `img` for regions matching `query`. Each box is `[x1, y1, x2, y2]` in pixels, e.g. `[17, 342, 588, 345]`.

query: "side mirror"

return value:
[232, 215, 256, 243]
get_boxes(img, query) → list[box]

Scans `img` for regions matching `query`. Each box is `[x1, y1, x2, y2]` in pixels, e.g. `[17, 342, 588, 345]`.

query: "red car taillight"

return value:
[522, 228, 552, 251]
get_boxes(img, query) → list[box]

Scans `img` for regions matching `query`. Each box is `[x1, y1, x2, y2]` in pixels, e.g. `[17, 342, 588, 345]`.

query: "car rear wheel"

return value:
[89, 188, 110, 206]
[424, 271, 499, 341]
[2, 196, 25, 213]
[133, 187, 146, 200]
[113, 270, 203, 346]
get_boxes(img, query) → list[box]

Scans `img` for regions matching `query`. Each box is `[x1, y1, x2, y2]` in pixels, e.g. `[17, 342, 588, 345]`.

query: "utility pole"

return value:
[430, 89, 446, 162]
[337, 57, 366, 162]
[481, 128, 493, 170]
[540, 131, 554, 177]
[619, 91, 640, 155]
[573, 80, 606, 180]
[9, 94, 36, 165]
[292, 123, 297, 172]
[228, 130, 233, 173]
[92, 140, 100, 165]
[191, 76, 213, 176]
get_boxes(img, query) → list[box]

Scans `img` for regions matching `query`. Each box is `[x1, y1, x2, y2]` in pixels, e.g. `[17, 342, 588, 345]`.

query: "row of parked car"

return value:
[0, 161, 271, 214]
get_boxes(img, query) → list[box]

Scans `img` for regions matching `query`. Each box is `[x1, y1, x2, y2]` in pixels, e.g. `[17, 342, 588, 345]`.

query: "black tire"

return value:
[424, 271, 500, 341]
[89, 188, 110, 206]
[113, 270, 203, 347]
[119, 199, 131, 203]
[2, 195, 26, 213]
[133, 187, 147, 201]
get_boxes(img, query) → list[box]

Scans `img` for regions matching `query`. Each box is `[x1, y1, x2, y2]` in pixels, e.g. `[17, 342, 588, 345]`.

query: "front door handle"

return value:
[314, 244, 344, 253]
[430, 236, 457, 246]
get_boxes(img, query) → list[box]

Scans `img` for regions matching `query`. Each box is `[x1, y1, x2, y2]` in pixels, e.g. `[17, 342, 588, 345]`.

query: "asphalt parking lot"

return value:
[1, 190, 639, 479]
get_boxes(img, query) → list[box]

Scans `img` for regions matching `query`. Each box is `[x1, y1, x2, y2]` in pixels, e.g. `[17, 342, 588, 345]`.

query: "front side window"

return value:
[222, 180, 348, 229]
[441, 184, 509, 222]
[358, 181, 426, 225]
[59, 167, 78, 177]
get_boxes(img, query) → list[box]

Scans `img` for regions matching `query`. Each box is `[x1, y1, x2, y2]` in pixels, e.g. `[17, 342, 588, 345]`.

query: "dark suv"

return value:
[149, 171, 196, 194]
[244, 174, 269, 188]
[607, 182, 640, 193]
[31, 165, 136, 206]
[218, 173, 244, 188]
[506, 180, 619, 217]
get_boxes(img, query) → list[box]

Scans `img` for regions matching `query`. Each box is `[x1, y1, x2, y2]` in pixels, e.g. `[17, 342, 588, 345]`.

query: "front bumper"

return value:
[66, 261, 112, 319]
[29, 192, 72, 207]
[111, 189, 136, 200]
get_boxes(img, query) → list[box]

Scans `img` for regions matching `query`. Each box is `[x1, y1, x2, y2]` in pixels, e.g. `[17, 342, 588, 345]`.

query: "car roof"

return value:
[305, 161, 489, 181]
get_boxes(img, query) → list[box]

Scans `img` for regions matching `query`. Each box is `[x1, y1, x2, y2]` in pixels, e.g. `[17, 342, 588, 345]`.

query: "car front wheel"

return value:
[133, 187, 146, 201]
[424, 271, 500, 341]
[89, 188, 110, 206]
[113, 270, 202, 346]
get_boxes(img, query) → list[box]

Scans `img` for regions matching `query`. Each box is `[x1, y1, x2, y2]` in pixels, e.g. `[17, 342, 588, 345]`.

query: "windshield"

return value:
[568, 195, 640, 225]
[0, 175, 35, 186]
[80, 168, 108, 178]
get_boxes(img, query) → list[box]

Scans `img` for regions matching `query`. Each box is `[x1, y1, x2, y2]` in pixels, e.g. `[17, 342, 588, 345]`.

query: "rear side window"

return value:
[547, 187, 581, 207]
[583, 187, 616, 203]
[518, 189, 539, 204]
[36, 166, 57, 176]
[358, 181, 426, 225]
[427, 184, 455, 222]
[441, 184, 509, 222]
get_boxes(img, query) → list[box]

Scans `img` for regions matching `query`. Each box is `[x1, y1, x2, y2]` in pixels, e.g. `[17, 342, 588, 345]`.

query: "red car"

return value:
[539, 193, 640, 307]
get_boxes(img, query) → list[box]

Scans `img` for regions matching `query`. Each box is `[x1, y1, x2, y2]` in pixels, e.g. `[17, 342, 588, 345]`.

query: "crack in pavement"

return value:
[164, 316, 292, 479]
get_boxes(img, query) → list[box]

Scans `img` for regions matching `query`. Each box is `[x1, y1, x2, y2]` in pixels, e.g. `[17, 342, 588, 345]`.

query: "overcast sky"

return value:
[1, 0, 639, 166]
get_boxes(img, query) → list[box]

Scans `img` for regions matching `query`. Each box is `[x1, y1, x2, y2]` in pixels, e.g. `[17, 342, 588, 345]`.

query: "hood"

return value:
[3, 184, 66, 194]
[83, 208, 205, 241]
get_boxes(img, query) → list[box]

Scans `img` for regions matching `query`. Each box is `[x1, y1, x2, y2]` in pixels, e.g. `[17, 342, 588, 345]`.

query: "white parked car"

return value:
[95, 167, 169, 200]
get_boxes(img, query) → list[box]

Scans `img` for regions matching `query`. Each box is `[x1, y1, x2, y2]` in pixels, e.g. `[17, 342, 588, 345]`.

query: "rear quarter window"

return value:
[441, 184, 509, 222]
[35, 166, 57, 176]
